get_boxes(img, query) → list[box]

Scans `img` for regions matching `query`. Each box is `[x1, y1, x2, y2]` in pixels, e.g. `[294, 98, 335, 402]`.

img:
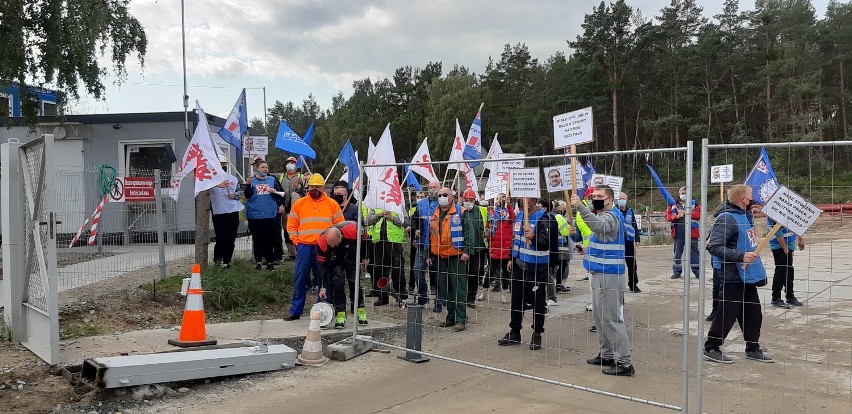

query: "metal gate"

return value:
[1, 134, 60, 364]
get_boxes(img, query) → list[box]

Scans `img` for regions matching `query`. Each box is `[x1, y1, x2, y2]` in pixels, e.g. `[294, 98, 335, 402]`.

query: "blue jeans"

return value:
[413, 246, 437, 306]
[290, 243, 317, 316]
[673, 235, 700, 277]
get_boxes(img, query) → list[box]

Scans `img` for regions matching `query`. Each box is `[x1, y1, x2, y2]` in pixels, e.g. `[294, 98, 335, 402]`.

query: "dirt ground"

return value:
[1, 215, 851, 413]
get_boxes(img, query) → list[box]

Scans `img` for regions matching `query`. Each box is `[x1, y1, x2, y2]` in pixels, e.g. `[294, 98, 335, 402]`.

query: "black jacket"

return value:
[707, 201, 752, 284]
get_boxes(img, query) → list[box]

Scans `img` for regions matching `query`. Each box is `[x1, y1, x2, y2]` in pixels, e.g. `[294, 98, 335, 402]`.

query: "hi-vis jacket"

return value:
[430, 203, 464, 258]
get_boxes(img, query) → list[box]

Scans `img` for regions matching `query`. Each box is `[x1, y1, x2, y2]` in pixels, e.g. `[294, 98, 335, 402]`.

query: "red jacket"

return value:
[488, 206, 516, 259]
[665, 203, 701, 239]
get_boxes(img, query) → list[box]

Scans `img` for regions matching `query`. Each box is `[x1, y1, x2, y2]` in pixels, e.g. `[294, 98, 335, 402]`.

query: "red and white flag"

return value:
[447, 119, 466, 171]
[364, 124, 404, 216]
[169, 101, 228, 200]
[484, 134, 503, 171]
[408, 137, 438, 183]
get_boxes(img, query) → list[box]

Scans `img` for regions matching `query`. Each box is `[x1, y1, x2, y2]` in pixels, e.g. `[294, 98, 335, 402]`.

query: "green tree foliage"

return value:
[0, 0, 147, 125]
[262, 0, 852, 175]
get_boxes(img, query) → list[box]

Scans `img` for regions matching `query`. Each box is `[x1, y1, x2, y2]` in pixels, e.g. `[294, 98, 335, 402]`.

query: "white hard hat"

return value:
[218, 153, 229, 164]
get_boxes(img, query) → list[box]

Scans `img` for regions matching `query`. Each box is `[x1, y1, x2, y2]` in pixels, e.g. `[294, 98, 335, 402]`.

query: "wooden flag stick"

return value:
[325, 158, 340, 182]
[565, 145, 577, 226]
[523, 197, 530, 248]
[720, 182, 725, 203]
[742, 222, 782, 270]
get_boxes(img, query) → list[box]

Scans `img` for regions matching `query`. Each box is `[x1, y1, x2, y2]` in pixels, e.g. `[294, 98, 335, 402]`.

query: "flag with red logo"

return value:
[408, 137, 438, 182]
[447, 118, 466, 171]
[217, 89, 247, 157]
[365, 124, 404, 216]
[463, 103, 484, 168]
[169, 101, 228, 200]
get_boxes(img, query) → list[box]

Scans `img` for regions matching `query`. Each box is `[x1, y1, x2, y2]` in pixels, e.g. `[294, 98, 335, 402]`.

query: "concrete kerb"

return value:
[60, 318, 403, 366]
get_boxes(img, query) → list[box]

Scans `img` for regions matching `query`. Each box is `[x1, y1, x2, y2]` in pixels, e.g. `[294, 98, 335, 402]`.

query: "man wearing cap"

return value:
[210, 154, 244, 269]
[278, 156, 303, 261]
[284, 174, 344, 321]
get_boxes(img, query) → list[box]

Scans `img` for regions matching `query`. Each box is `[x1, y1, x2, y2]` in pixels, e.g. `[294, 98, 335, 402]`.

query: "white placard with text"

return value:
[553, 107, 593, 149]
[760, 185, 822, 237]
[509, 168, 541, 198]
[711, 164, 734, 183]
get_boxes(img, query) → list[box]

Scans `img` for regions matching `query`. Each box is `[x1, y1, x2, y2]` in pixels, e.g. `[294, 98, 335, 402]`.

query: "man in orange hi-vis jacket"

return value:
[284, 174, 343, 321]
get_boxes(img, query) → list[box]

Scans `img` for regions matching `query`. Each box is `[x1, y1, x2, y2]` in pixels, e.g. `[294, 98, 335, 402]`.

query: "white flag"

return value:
[364, 124, 405, 216]
[447, 119, 466, 171]
[462, 162, 478, 194]
[484, 134, 503, 171]
[169, 101, 228, 200]
[408, 137, 439, 183]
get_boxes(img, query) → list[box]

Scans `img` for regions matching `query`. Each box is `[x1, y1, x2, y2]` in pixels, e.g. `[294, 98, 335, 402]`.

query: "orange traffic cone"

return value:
[296, 311, 328, 366]
[168, 264, 217, 347]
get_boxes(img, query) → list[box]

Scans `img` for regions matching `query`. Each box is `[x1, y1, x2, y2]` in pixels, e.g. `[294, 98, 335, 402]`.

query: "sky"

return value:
[70, 0, 832, 124]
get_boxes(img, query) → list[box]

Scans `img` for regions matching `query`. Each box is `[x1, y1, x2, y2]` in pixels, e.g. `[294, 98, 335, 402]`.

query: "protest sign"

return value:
[589, 174, 624, 195]
[553, 107, 593, 149]
[509, 168, 540, 198]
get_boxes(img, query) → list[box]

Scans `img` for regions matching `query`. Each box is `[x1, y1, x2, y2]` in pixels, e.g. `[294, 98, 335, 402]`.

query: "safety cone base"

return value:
[168, 338, 218, 348]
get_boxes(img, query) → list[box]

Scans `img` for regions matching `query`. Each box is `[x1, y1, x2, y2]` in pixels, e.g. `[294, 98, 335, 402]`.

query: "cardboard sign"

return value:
[109, 177, 155, 203]
[243, 135, 269, 157]
[589, 173, 624, 195]
[543, 165, 583, 193]
[711, 164, 734, 183]
[553, 107, 593, 149]
[494, 153, 525, 173]
[483, 172, 509, 200]
[509, 168, 540, 198]
[760, 185, 822, 237]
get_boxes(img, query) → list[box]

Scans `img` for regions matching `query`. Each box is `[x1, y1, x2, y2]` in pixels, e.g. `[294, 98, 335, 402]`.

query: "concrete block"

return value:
[328, 335, 374, 361]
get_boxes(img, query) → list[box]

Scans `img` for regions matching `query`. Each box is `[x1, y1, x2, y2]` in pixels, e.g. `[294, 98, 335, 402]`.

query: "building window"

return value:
[41, 100, 57, 116]
[0, 93, 11, 117]
[125, 143, 174, 188]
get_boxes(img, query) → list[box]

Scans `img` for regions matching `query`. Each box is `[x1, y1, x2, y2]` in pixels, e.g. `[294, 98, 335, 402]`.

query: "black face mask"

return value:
[591, 199, 607, 211]
[745, 199, 754, 210]
[332, 194, 346, 205]
[309, 189, 323, 199]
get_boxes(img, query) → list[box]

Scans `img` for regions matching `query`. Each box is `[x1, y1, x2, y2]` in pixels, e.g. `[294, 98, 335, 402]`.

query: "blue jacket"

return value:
[244, 175, 283, 220]
[708, 202, 767, 284]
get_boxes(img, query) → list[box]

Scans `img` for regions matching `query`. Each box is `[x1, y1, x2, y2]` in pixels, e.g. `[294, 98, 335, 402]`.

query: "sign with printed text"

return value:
[509, 168, 541, 198]
[589, 173, 624, 196]
[543, 165, 584, 192]
[553, 107, 593, 149]
[760, 185, 822, 237]
[109, 177, 155, 203]
[494, 153, 525, 173]
[483, 172, 509, 200]
[711, 164, 734, 184]
[242, 135, 269, 157]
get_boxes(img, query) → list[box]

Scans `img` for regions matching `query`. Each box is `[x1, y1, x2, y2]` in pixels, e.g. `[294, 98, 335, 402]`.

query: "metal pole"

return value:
[154, 169, 167, 282]
[696, 138, 710, 412]
[682, 140, 693, 413]
[180, 0, 189, 141]
[352, 163, 365, 339]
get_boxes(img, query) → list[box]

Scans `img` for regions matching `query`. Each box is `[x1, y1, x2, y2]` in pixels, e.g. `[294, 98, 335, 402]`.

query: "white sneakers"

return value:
[546, 299, 558, 307]
[476, 288, 487, 301]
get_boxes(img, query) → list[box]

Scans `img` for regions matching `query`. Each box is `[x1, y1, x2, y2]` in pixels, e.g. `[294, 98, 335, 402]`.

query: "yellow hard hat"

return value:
[307, 173, 325, 186]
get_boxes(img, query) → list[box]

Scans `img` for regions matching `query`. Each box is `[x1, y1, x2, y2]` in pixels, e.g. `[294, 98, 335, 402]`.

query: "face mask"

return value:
[745, 199, 754, 210]
[428, 189, 439, 200]
[286, 164, 296, 172]
[592, 199, 607, 211]
[679, 194, 687, 201]
[309, 189, 323, 199]
[616, 199, 627, 208]
[438, 196, 449, 207]
[255, 171, 267, 179]
[463, 201, 474, 210]
[332, 194, 346, 204]
[416, 197, 424, 203]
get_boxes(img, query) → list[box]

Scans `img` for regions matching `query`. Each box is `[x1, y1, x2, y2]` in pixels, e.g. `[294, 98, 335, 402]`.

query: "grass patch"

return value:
[140, 258, 295, 315]
[62, 324, 105, 339]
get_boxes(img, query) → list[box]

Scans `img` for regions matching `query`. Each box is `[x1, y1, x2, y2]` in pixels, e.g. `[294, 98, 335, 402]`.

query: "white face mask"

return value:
[463, 201, 474, 210]
[286, 163, 296, 172]
[438, 196, 449, 207]
[679, 194, 687, 201]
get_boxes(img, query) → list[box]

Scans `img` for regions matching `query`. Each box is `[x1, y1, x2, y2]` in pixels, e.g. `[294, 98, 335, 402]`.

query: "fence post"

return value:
[154, 169, 167, 282]
[1, 139, 24, 340]
[696, 138, 710, 413]
[681, 141, 693, 413]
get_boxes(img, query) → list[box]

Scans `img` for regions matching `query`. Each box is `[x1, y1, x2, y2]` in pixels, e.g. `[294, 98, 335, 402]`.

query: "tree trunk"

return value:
[765, 30, 772, 141]
[841, 61, 848, 139]
[731, 71, 740, 124]
[611, 86, 619, 151]
[194, 190, 211, 270]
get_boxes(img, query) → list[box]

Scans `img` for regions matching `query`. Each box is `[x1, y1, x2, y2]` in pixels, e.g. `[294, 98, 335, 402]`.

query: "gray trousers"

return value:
[590, 272, 632, 365]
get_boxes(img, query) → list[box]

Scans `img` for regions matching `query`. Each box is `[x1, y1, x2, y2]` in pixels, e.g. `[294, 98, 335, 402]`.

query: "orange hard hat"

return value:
[286, 156, 298, 164]
[462, 189, 477, 200]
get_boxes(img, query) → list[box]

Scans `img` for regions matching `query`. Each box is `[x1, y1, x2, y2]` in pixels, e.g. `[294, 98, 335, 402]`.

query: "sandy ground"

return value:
[2, 217, 851, 414]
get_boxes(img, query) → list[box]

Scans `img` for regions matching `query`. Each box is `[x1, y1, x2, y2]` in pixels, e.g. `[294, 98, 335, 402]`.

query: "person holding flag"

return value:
[665, 186, 701, 279]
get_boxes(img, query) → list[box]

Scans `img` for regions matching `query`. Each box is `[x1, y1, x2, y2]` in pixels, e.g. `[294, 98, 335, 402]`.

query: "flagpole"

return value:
[326, 158, 340, 182]
[180, 0, 189, 141]
[478, 133, 498, 184]
[565, 145, 576, 226]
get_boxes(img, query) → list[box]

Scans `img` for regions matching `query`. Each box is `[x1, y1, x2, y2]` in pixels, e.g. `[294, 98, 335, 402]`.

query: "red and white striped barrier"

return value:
[68, 195, 108, 248]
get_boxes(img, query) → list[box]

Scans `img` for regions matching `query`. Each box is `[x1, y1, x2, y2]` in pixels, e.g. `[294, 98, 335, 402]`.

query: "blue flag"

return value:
[403, 162, 422, 191]
[744, 147, 779, 204]
[274, 120, 316, 159]
[463, 107, 483, 168]
[647, 164, 677, 206]
[218, 89, 247, 157]
[337, 139, 360, 188]
[297, 119, 315, 168]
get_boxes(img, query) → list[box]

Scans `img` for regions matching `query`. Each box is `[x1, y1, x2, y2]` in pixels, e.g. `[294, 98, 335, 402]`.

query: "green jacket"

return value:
[462, 206, 486, 254]
[575, 201, 592, 248]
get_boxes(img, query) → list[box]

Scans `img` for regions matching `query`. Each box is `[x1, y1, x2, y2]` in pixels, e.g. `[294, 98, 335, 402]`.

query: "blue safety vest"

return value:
[417, 198, 438, 245]
[512, 210, 550, 264]
[583, 208, 626, 275]
[711, 212, 767, 284]
[623, 208, 636, 242]
[767, 218, 797, 251]
[245, 175, 278, 220]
